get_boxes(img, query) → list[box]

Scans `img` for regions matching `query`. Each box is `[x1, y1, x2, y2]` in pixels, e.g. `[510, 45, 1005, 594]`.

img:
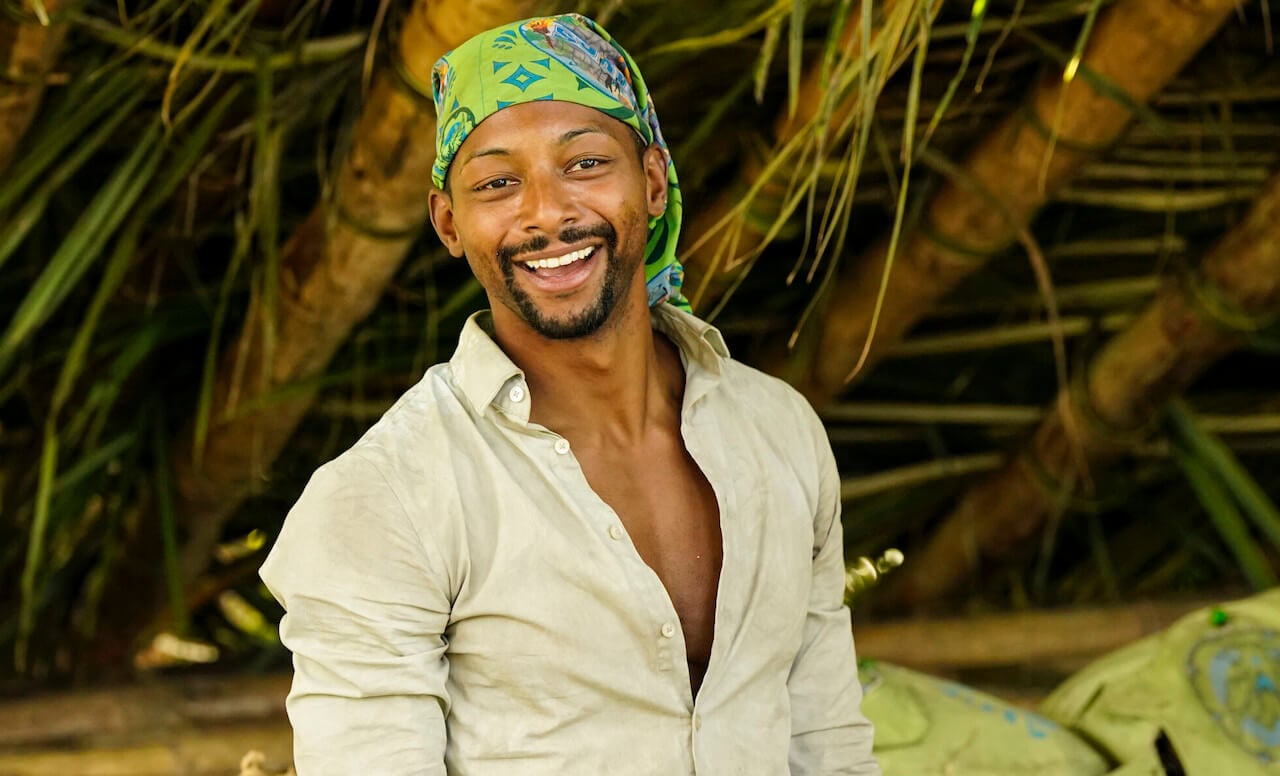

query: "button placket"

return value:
[677, 410, 732, 704]
[540, 428, 691, 695]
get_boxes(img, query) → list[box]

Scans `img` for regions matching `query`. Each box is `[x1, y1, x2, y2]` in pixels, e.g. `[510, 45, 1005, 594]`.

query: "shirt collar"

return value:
[651, 301, 730, 375]
[449, 311, 525, 418]
[448, 304, 730, 418]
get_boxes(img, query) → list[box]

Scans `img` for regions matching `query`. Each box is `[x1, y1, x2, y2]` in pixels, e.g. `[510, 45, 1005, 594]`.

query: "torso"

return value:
[562, 335, 723, 697]
[575, 429, 722, 696]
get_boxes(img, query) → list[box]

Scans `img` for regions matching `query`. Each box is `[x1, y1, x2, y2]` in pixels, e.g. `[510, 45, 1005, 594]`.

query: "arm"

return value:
[787, 408, 880, 776]
[260, 453, 454, 776]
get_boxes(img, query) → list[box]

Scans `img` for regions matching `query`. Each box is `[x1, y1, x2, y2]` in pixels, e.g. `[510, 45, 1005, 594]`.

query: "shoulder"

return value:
[696, 358, 833, 513]
[261, 365, 471, 590]
[722, 357, 812, 407]
[331, 360, 491, 503]
[722, 365, 845, 552]
[349, 362, 467, 465]
[719, 357, 828, 447]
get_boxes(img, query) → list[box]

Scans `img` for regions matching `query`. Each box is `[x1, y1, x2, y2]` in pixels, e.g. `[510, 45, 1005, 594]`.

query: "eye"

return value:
[475, 177, 516, 192]
[570, 157, 606, 172]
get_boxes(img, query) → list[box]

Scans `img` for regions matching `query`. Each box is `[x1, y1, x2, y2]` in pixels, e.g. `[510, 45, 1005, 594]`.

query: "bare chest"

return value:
[577, 441, 722, 694]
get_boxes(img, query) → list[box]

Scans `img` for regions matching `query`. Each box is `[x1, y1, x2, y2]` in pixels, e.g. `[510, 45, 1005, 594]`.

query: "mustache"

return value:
[496, 222, 617, 265]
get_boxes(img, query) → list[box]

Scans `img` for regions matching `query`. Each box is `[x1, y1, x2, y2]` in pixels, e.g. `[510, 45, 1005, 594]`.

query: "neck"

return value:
[490, 287, 682, 444]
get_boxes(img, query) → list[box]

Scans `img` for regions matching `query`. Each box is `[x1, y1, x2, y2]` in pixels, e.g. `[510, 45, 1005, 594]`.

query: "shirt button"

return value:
[553, 438, 571, 455]
[693, 714, 702, 731]
[661, 622, 676, 638]
[508, 384, 525, 403]
[608, 525, 624, 541]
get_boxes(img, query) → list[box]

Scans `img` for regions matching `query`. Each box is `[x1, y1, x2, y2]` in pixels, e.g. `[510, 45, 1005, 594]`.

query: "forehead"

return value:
[457, 101, 636, 160]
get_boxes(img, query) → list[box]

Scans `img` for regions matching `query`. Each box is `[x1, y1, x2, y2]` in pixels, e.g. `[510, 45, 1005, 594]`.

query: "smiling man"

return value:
[260, 13, 878, 776]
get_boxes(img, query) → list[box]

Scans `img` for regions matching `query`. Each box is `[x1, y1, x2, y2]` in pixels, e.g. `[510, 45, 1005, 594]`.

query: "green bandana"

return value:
[430, 14, 688, 310]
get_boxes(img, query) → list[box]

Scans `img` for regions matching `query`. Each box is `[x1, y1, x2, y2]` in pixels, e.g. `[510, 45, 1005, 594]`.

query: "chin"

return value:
[520, 299, 615, 340]
[500, 240, 646, 340]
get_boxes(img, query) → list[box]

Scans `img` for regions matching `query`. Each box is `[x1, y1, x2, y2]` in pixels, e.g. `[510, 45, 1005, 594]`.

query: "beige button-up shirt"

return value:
[261, 303, 879, 775]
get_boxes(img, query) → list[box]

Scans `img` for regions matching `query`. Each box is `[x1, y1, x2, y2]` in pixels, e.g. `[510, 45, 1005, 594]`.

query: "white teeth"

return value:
[525, 246, 594, 270]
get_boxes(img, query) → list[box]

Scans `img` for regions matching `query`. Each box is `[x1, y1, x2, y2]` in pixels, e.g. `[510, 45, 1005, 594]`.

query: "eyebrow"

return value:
[461, 147, 510, 166]
[559, 126, 606, 143]
[460, 126, 608, 168]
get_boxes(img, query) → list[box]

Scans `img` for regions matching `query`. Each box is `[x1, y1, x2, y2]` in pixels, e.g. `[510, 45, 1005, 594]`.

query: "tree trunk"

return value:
[171, 0, 540, 583]
[678, 0, 928, 306]
[0, 1, 67, 176]
[880, 170, 1280, 610]
[84, 0, 540, 674]
[794, 0, 1242, 407]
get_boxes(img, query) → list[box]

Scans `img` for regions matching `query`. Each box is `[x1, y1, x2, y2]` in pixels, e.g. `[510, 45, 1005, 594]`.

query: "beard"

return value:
[494, 220, 641, 340]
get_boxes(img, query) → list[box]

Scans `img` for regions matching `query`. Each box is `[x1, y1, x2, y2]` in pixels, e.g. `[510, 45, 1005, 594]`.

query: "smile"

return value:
[521, 246, 596, 271]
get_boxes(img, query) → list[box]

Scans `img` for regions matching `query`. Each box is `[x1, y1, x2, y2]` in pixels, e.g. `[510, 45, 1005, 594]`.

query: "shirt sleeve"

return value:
[259, 452, 454, 776]
[787, 406, 881, 776]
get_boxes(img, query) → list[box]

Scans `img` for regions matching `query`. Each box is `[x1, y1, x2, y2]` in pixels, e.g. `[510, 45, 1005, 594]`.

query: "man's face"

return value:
[429, 101, 668, 340]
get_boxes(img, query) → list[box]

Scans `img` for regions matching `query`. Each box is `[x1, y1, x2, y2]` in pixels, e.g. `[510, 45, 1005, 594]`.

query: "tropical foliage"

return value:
[1, 0, 1278, 681]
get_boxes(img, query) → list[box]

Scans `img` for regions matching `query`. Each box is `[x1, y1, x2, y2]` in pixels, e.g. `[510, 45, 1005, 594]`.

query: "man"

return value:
[261, 13, 879, 775]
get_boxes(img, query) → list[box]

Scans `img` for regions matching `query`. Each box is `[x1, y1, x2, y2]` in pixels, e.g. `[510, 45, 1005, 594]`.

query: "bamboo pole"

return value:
[0, 0, 67, 176]
[841, 451, 1006, 500]
[881, 170, 1280, 609]
[825, 401, 1280, 432]
[883, 312, 1133, 357]
[855, 596, 1220, 670]
[795, 0, 1244, 407]
[169, 0, 541, 585]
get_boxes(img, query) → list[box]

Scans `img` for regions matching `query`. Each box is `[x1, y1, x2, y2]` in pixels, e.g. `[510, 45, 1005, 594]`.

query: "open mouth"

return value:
[518, 245, 597, 274]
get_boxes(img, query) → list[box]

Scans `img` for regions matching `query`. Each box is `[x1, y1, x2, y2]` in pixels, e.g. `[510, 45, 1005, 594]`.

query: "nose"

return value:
[519, 169, 578, 235]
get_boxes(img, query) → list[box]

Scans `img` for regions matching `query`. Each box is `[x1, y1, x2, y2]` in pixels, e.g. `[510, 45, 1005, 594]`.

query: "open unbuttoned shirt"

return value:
[260, 303, 879, 775]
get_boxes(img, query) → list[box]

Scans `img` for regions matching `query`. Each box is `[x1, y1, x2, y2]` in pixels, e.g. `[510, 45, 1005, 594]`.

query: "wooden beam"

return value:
[0, 722, 293, 776]
[855, 596, 1219, 671]
[0, 674, 289, 749]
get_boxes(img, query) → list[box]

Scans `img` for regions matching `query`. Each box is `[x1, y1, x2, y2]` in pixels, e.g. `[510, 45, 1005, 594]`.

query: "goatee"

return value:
[496, 222, 632, 340]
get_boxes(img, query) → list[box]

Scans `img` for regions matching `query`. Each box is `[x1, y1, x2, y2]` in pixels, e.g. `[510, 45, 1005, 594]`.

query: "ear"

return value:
[428, 188, 466, 258]
[642, 144, 668, 220]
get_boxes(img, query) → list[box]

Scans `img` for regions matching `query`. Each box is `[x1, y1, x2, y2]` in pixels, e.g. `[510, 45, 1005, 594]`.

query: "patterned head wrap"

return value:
[430, 14, 688, 310]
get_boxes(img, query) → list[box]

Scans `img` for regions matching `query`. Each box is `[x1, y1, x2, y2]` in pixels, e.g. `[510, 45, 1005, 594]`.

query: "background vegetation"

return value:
[1, 0, 1278, 688]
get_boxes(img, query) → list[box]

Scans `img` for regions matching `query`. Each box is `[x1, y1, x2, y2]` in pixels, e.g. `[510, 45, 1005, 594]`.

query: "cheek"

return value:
[452, 208, 504, 257]
[583, 179, 647, 228]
